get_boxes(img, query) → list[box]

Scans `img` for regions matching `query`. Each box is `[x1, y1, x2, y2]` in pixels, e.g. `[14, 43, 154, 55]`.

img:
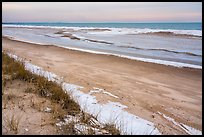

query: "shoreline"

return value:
[2, 36, 202, 69]
[2, 37, 202, 134]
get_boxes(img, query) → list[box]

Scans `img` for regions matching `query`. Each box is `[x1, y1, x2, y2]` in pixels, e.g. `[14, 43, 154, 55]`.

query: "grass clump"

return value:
[35, 76, 80, 115]
[60, 122, 76, 135]
[24, 87, 33, 93]
[51, 103, 66, 120]
[2, 52, 80, 116]
[6, 93, 17, 101]
[80, 112, 92, 124]
[102, 124, 120, 135]
[5, 114, 21, 134]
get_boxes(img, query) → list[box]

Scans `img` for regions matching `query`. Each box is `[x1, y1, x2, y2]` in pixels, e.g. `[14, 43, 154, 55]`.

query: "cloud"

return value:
[2, 2, 202, 22]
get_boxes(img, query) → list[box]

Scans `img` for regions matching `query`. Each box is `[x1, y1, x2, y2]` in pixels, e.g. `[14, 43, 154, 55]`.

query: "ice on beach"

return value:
[63, 85, 160, 134]
[3, 28, 202, 70]
[89, 88, 119, 99]
[181, 124, 202, 135]
[6, 52, 161, 135]
[47, 45, 202, 69]
[157, 111, 202, 135]
[103, 91, 119, 99]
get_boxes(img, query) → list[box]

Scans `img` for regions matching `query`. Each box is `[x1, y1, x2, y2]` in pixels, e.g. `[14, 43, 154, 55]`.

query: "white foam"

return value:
[3, 24, 202, 37]
[2, 24, 109, 32]
[90, 28, 202, 37]
[56, 45, 202, 69]
[5, 52, 161, 135]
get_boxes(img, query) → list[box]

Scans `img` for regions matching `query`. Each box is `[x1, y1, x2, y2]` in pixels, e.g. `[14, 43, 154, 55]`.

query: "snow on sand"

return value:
[6, 52, 161, 135]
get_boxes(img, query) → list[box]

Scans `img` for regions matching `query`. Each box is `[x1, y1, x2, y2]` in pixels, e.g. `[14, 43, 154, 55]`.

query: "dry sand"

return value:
[2, 37, 202, 135]
[2, 79, 58, 135]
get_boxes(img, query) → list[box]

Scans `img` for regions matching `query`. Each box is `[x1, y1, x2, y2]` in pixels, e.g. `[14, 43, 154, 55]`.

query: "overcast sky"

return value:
[2, 2, 202, 22]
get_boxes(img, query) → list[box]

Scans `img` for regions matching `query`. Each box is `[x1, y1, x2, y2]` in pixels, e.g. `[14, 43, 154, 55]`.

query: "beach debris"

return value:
[24, 128, 29, 132]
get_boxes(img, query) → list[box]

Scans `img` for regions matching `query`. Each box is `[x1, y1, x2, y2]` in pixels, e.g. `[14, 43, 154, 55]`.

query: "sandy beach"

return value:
[2, 37, 202, 134]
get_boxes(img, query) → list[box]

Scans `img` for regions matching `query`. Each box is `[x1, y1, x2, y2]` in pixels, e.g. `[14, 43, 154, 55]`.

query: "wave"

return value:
[89, 28, 202, 37]
[57, 31, 114, 45]
[119, 46, 202, 57]
[2, 24, 111, 31]
[61, 33, 81, 40]
[3, 24, 202, 37]
[83, 39, 113, 45]
[44, 34, 56, 38]
[133, 31, 202, 38]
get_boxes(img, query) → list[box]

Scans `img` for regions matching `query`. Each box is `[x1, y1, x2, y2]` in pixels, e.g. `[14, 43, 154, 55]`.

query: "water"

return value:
[2, 22, 202, 30]
[2, 22, 202, 69]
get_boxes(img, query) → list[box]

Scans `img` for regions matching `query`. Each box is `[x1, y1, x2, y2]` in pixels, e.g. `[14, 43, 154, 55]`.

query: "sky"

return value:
[2, 2, 202, 23]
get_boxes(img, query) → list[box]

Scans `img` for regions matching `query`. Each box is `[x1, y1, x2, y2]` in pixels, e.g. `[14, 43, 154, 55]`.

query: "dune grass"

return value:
[2, 51, 120, 135]
[5, 114, 21, 134]
[2, 52, 80, 116]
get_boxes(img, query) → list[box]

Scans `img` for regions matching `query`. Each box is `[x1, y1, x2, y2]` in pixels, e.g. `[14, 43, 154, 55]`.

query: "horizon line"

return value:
[2, 21, 202, 24]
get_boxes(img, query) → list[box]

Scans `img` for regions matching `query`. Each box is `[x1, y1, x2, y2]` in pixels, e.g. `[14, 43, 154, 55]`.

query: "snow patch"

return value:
[90, 87, 119, 99]
[5, 52, 161, 135]
[157, 111, 202, 135]
[181, 124, 202, 135]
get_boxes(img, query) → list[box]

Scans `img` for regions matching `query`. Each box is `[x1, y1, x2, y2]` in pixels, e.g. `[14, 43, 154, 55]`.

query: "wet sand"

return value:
[2, 37, 202, 135]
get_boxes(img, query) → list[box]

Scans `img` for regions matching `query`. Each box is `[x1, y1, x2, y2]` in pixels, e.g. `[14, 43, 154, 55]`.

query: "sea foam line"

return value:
[3, 34, 202, 70]
[2, 24, 202, 37]
[4, 36, 202, 70]
[5, 52, 161, 135]
[56, 45, 202, 69]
